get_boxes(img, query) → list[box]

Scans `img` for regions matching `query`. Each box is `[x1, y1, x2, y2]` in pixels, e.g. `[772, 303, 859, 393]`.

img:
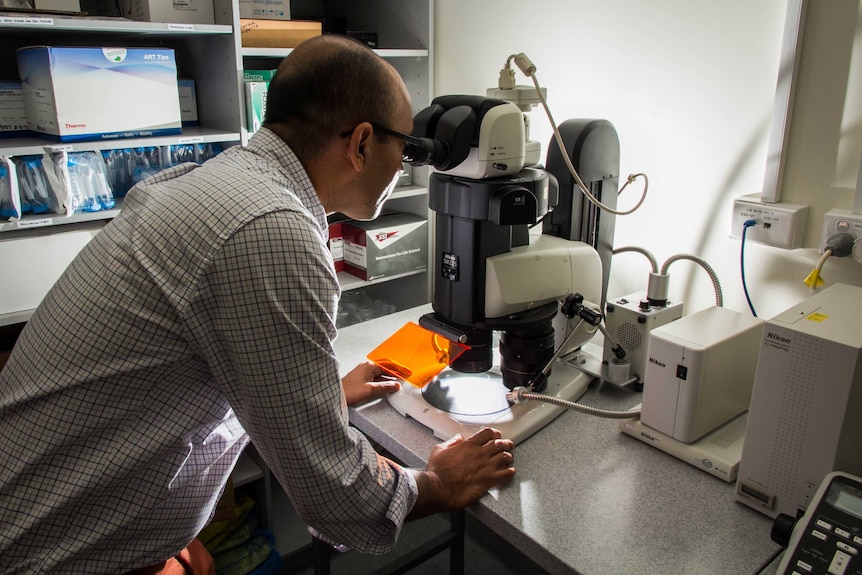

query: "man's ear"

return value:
[345, 122, 374, 172]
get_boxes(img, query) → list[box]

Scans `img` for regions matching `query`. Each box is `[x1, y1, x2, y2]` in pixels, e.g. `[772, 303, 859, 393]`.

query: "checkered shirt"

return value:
[0, 128, 417, 574]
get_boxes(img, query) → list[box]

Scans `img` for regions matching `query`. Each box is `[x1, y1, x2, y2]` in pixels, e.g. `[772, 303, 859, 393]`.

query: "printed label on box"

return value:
[0, 82, 28, 137]
[244, 81, 268, 133]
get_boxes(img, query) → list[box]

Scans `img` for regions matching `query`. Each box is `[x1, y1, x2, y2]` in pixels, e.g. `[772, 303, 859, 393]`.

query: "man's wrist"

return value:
[405, 469, 448, 520]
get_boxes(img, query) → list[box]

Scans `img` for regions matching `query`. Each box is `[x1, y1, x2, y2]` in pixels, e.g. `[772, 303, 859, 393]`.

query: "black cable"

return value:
[740, 219, 758, 317]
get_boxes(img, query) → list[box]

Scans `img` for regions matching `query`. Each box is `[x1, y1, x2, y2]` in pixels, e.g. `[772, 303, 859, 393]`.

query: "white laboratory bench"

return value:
[334, 305, 783, 575]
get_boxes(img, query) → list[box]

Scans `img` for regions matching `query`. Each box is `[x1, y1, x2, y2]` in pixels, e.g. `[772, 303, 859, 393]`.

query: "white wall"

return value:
[433, 0, 862, 318]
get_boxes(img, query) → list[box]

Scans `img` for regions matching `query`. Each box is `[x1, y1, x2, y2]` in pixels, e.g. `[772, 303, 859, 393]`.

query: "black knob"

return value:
[771, 513, 797, 548]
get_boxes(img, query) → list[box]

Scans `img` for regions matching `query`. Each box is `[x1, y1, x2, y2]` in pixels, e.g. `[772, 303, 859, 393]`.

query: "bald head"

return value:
[263, 35, 410, 160]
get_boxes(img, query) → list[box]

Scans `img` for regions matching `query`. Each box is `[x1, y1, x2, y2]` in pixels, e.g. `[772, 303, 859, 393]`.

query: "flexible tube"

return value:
[612, 246, 659, 273]
[660, 254, 724, 307]
[507, 387, 641, 419]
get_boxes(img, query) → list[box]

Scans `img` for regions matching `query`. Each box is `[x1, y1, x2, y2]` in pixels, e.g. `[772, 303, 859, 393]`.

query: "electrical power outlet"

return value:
[821, 208, 862, 262]
[730, 194, 808, 249]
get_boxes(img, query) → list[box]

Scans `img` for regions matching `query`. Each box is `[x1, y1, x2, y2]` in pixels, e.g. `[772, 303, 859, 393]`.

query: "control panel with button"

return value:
[777, 472, 862, 575]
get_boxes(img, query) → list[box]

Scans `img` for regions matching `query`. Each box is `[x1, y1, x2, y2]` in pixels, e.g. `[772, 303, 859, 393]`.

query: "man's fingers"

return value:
[466, 427, 503, 445]
[485, 438, 513, 455]
[369, 380, 401, 394]
[439, 433, 463, 449]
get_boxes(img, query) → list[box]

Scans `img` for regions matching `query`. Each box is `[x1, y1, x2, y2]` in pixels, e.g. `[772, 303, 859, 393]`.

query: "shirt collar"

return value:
[246, 127, 328, 234]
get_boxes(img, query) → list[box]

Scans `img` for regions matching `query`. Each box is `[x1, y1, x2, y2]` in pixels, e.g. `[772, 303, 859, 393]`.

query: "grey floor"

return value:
[279, 512, 549, 575]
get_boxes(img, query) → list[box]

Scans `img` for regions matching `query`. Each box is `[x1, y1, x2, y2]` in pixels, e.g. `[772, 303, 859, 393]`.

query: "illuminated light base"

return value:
[386, 359, 591, 445]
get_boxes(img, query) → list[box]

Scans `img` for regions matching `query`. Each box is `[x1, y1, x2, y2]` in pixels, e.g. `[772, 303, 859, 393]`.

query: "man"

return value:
[0, 35, 515, 574]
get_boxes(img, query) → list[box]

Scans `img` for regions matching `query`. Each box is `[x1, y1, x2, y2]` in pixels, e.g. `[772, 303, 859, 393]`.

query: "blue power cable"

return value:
[740, 219, 758, 317]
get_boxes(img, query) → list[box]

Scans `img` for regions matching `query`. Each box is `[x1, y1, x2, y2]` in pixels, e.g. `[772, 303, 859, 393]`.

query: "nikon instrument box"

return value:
[343, 213, 428, 281]
[16, 46, 181, 142]
[735, 283, 862, 519]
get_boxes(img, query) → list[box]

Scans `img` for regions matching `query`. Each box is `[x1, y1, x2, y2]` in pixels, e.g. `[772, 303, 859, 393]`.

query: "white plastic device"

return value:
[776, 471, 862, 575]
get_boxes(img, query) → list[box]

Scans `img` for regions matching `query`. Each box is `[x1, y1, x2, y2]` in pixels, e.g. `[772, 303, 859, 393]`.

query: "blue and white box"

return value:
[0, 82, 28, 138]
[16, 46, 182, 142]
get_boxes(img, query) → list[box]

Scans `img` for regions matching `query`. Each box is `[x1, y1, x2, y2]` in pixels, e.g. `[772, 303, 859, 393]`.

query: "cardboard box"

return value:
[244, 81, 267, 133]
[242, 69, 277, 84]
[35, 0, 81, 11]
[343, 213, 427, 281]
[0, 82, 28, 138]
[16, 46, 181, 142]
[328, 222, 344, 272]
[178, 78, 198, 126]
[119, 0, 214, 25]
[239, 0, 289, 20]
[239, 19, 322, 49]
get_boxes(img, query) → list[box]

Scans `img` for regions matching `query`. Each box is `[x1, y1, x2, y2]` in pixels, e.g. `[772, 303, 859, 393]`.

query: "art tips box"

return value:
[16, 46, 182, 142]
[343, 213, 428, 281]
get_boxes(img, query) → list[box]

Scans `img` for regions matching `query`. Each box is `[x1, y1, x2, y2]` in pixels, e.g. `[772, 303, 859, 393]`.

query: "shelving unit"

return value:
[0, 0, 434, 563]
[0, 0, 244, 324]
[0, 0, 433, 328]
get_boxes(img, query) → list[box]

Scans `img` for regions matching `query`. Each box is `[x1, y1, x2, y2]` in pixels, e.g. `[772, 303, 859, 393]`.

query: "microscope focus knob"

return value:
[770, 513, 797, 548]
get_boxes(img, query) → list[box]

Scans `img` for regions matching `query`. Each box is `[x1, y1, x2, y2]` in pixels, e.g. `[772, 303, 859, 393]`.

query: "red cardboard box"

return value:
[328, 222, 344, 272]
[343, 213, 427, 281]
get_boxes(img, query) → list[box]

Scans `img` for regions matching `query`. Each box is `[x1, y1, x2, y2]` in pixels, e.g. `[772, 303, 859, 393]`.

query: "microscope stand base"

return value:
[386, 360, 592, 445]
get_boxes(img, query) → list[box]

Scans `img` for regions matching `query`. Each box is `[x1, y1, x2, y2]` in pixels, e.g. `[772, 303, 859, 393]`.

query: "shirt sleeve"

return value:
[185, 209, 418, 554]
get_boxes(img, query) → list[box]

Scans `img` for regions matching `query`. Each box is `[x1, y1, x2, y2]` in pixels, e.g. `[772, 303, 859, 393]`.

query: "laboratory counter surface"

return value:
[334, 306, 783, 575]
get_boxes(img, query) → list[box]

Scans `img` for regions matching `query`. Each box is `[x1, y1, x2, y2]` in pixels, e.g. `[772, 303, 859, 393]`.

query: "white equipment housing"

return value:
[736, 283, 862, 518]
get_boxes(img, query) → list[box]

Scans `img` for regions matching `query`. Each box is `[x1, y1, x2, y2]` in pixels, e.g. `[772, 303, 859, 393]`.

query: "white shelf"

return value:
[242, 47, 428, 59]
[0, 14, 232, 35]
[0, 127, 240, 158]
[1, 197, 124, 233]
[389, 184, 427, 200]
[0, 309, 34, 327]
[338, 268, 426, 292]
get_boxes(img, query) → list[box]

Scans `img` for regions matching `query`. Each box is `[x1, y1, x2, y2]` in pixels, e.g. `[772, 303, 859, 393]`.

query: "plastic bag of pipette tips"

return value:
[101, 146, 161, 196]
[14, 156, 52, 215]
[196, 143, 223, 163]
[0, 156, 20, 219]
[168, 144, 196, 165]
[66, 152, 115, 213]
[39, 151, 115, 215]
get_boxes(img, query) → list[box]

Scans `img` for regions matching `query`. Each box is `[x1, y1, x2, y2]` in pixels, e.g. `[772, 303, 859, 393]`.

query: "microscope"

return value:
[386, 93, 622, 444]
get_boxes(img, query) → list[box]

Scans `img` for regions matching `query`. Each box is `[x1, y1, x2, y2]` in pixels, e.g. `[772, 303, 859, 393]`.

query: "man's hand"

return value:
[342, 361, 401, 407]
[408, 427, 515, 519]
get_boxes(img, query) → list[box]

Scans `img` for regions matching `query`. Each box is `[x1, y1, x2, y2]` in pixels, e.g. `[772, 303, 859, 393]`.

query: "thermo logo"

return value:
[648, 357, 666, 368]
[766, 332, 791, 344]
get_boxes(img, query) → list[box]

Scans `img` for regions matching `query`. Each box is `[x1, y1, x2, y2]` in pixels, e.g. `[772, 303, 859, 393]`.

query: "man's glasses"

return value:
[340, 123, 428, 163]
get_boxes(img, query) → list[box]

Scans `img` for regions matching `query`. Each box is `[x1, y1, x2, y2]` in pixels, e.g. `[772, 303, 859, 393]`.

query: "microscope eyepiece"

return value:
[368, 122, 449, 169]
[403, 137, 449, 168]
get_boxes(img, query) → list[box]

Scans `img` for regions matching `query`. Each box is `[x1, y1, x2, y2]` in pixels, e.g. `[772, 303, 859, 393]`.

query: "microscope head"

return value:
[408, 95, 530, 179]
